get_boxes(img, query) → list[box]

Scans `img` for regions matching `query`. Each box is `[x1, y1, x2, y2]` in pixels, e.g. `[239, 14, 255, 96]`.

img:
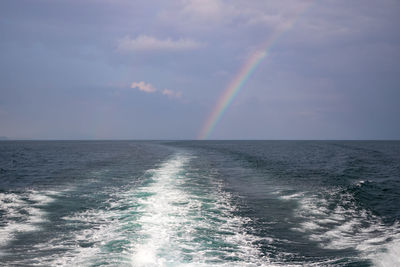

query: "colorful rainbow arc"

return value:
[197, 49, 268, 140]
[197, 3, 313, 140]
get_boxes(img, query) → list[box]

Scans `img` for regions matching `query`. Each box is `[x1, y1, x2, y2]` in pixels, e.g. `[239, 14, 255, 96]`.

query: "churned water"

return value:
[0, 141, 399, 266]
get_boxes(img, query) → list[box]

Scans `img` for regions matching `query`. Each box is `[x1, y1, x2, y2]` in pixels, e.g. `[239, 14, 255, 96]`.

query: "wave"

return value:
[0, 190, 56, 248]
[279, 186, 400, 266]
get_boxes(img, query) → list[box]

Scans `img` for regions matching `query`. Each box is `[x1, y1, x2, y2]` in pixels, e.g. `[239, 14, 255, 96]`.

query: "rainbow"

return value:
[197, 2, 313, 140]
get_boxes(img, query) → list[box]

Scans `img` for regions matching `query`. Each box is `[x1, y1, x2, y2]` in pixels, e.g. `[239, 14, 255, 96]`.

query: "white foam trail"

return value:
[130, 153, 274, 266]
[131, 155, 191, 265]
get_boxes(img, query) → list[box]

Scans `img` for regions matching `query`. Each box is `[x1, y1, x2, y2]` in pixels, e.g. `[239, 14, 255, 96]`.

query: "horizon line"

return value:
[1, 139, 399, 141]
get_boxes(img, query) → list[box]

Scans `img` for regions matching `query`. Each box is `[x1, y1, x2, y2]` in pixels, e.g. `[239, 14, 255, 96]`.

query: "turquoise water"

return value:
[0, 141, 399, 266]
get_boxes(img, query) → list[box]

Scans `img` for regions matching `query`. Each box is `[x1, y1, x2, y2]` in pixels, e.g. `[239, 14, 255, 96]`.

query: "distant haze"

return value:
[1, 0, 399, 140]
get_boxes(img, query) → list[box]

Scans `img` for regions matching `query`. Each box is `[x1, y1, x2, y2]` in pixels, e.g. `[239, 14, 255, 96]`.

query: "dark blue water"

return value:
[0, 141, 399, 266]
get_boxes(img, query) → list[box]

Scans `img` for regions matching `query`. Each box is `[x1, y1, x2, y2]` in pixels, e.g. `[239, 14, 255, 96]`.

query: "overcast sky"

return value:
[1, 0, 399, 140]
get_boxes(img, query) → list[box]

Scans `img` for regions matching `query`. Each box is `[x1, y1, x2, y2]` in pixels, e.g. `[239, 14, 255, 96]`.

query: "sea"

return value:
[0, 140, 399, 266]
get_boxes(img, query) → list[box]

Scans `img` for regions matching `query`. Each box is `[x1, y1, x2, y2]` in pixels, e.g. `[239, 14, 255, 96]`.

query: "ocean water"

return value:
[0, 141, 399, 266]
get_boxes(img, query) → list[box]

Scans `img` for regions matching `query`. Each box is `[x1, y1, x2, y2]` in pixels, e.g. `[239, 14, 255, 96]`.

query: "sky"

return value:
[0, 0, 399, 140]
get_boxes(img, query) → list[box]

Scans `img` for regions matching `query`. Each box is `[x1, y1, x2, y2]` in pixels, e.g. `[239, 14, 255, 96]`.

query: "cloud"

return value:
[130, 81, 182, 99]
[131, 81, 157, 93]
[117, 35, 204, 52]
[181, 0, 224, 21]
[158, 0, 312, 32]
[162, 89, 182, 98]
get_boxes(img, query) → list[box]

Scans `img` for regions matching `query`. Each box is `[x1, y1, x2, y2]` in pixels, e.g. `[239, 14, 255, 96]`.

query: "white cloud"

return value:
[130, 81, 183, 99]
[117, 35, 204, 52]
[162, 89, 182, 98]
[131, 81, 157, 93]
